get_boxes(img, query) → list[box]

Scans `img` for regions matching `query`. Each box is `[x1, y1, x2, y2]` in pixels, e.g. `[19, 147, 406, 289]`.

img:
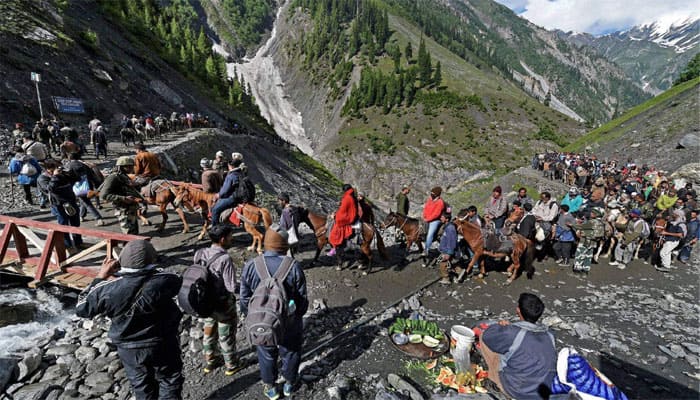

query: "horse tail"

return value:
[524, 239, 535, 279]
[374, 226, 388, 259]
[261, 207, 273, 228]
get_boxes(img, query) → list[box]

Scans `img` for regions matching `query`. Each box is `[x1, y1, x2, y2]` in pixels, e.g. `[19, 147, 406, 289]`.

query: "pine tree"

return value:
[417, 38, 432, 86]
[196, 27, 209, 56]
[205, 55, 217, 83]
[433, 61, 442, 88]
[405, 42, 413, 62]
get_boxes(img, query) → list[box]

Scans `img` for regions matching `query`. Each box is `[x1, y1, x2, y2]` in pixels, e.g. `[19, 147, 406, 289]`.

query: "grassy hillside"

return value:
[566, 77, 700, 151]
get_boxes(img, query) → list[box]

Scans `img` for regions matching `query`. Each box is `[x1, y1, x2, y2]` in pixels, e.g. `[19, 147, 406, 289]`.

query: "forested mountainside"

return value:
[563, 19, 700, 95]
[0, 0, 266, 130]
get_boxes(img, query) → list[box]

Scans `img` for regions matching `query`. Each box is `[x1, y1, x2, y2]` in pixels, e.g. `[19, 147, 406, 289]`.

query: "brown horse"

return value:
[173, 183, 216, 240]
[238, 203, 273, 253]
[173, 184, 272, 252]
[334, 222, 388, 274]
[296, 208, 387, 273]
[453, 219, 534, 285]
[136, 179, 189, 233]
[380, 211, 424, 253]
[294, 207, 330, 262]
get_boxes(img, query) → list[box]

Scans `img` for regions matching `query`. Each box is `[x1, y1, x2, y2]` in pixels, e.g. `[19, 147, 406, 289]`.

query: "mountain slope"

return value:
[212, 0, 587, 207]
[566, 77, 700, 172]
[564, 18, 700, 95]
[385, 0, 650, 124]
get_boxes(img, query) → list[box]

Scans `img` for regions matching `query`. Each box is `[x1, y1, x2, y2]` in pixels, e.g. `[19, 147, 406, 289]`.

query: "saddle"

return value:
[139, 178, 165, 198]
[481, 228, 513, 253]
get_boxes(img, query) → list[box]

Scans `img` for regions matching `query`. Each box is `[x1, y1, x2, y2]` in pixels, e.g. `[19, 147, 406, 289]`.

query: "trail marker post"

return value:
[31, 72, 43, 119]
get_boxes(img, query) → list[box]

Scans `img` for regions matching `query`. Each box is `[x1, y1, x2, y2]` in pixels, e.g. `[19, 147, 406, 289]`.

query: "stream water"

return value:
[214, 1, 312, 155]
[0, 288, 72, 357]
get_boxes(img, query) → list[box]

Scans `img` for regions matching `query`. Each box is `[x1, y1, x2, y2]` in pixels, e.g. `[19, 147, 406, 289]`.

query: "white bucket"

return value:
[450, 325, 475, 351]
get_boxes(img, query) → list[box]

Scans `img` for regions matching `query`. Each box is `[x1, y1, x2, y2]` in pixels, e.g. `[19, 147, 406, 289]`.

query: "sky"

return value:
[493, 0, 700, 35]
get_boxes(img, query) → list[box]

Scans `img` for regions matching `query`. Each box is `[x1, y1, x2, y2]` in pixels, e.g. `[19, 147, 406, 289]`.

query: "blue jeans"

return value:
[210, 196, 238, 226]
[79, 195, 102, 220]
[424, 220, 442, 256]
[678, 243, 693, 262]
[256, 317, 303, 385]
[50, 204, 83, 248]
[117, 338, 183, 400]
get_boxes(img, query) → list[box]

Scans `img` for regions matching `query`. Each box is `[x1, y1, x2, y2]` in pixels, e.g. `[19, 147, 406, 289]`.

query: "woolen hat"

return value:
[118, 240, 157, 271]
[215, 150, 225, 157]
[264, 223, 289, 253]
[431, 186, 442, 196]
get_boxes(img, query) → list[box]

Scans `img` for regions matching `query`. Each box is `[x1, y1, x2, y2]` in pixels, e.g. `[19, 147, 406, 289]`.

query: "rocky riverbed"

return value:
[0, 129, 698, 400]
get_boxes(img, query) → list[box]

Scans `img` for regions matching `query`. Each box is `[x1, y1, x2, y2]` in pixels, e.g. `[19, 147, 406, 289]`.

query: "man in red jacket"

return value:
[329, 184, 358, 256]
[423, 186, 446, 264]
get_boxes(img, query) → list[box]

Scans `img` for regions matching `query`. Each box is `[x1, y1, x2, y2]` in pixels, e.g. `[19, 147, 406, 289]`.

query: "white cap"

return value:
[231, 152, 243, 161]
[215, 151, 224, 157]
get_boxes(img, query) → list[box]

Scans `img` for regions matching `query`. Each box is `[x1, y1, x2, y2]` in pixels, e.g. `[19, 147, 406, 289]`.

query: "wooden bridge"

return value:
[0, 215, 148, 290]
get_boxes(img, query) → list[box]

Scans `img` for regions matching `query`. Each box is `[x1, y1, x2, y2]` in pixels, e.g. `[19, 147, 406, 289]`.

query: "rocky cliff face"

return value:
[0, 0, 228, 127]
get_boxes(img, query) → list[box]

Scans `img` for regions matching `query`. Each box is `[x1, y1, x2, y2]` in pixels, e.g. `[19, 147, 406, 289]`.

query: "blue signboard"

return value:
[51, 96, 85, 114]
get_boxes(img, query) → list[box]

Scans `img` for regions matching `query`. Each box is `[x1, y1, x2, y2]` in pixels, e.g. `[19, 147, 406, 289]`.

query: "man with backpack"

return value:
[76, 240, 184, 400]
[240, 224, 308, 400]
[211, 158, 248, 226]
[191, 225, 244, 376]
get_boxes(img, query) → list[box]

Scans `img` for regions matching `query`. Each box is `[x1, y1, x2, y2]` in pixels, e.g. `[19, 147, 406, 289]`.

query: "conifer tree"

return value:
[433, 61, 442, 88]
[405, 42, 413, 62]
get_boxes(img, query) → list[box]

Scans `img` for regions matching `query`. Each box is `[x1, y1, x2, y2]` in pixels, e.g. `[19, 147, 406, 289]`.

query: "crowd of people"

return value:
[7, 112, 698, 400]
[399, 151, 698, 285]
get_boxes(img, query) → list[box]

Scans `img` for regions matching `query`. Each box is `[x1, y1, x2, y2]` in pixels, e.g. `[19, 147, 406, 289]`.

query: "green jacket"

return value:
[396, 192, 409, 215]
[100, 172, 142, 207]
[656, 193, 678, 211]
[573, 218, 604, 241]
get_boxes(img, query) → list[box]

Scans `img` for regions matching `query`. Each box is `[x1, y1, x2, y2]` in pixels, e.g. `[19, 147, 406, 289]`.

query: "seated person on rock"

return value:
[478, 292, 557, 400]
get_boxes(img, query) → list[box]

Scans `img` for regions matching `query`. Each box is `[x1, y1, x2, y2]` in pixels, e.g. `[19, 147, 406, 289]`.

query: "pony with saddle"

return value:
[293, 207, 387, 273]
[135, 178, 189, 233]
[380, 211, 424, 255]
[173, 184, 272, 253]
[454, 211, 535, 285]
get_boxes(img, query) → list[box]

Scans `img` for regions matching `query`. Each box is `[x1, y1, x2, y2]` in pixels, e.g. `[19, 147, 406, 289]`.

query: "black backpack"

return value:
[245, 256, 294, 346]
[178, 253, 228, 318]
[235, 175, 256, 203]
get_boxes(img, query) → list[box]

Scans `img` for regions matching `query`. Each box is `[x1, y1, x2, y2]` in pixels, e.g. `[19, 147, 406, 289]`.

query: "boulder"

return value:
[0, 358, 18, 392]
[45, 344, 78, 357]
[10, 382, 63, 400]
[670, 163, 700, 187]
[678, 134, 700, 148]
[17, 348, 42, 381]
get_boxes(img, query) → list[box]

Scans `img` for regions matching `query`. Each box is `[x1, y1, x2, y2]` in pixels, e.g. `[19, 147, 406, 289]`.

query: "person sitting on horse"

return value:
[561, 187, 584, 217]
[210, 158, 245, 227]
[484, 186, 508, 230]
[328, 184, 359, 257]
[422, 186, 446, 262]
[133, 143, 161, 188]
[437, 212, 466, 285]
[515, 187, 534, 208]
[357, 192, 375, 225]
[212, 151, 228, 177]
[200, 158, 223, 194]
